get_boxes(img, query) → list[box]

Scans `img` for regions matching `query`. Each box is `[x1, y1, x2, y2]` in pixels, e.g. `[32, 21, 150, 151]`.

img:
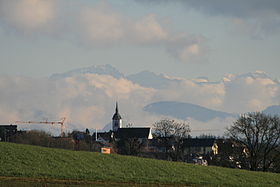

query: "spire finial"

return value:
[116, 102, 118, 113]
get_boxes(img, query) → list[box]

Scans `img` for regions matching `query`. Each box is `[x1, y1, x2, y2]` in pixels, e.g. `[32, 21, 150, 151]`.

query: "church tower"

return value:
[112, 102, 122, 132]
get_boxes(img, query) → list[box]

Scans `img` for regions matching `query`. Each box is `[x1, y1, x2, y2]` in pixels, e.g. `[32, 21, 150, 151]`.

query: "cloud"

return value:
[0, 0, 206, 63]
[0, 0, 56, 33]
[0, 73, 156, 135]
[79, 3, 124, 43]
[222, 73, 279, 113]
[128, 14, 168, 43]
[144, 70, 280, 113]
[78, 3, 169, 45]
[153, 79, 225, 110]
[138, 0, 280, 18]
[136, 0, 280, 37]
[77, 2, 205, 62]
[188, 117, 235, 137]
[0, 68, 279, 135]
[166, 35, 205, 62]
[186, 0, 280, 36]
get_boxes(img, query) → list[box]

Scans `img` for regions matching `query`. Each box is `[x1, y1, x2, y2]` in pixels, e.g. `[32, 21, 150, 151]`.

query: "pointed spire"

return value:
[112, 102, 122, 120]
[115, 102, 118, 113]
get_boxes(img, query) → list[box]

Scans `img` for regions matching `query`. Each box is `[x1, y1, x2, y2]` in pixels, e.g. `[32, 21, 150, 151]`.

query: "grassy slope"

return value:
[0, 142, 280, 187]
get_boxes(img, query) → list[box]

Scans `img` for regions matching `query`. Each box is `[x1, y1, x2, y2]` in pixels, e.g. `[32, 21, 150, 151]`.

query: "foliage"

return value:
[153, 119, 190, 161]
[153, 119, 190, 138]
[11, 130, 52, 147]
[226, 112, 280, 171]
[10, 130, 76, 150]
[115, 138, 146, 156]
[210, 139, 247, 169]
[1, 142, 280, 187]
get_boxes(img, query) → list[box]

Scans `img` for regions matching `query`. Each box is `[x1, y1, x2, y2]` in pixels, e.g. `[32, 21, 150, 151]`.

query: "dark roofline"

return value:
[115, 127, 151, 139]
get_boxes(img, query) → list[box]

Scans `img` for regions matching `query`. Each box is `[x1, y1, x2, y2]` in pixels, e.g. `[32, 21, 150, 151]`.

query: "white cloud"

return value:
[137, 0, 280, 37]
[76, 2, 207, 63]
[0, 74, 156, 135]
[154, 79, 225, 110]
[79, 4, 124, 43]
[0, 0, 56, 33]
[177, 44, 200, 62]
[149, 70, 280, 113]
[188, 117, 235, 137]
[223, 75, 279, 113]
[0, 0, 206, 63]
[0, 70, 279, 135]
[128, 14, 168, 43]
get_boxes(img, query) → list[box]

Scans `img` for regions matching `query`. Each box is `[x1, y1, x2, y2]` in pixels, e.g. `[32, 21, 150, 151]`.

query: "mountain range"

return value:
[50, 64, 280, 124]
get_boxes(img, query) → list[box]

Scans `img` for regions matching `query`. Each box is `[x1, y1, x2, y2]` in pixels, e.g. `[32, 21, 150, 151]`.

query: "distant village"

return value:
[1, 103, 279, 172]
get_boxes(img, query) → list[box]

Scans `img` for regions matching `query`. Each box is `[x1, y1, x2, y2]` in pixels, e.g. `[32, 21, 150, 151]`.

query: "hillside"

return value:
[144, 101, 235, 121]
[1, 143, 280, 186]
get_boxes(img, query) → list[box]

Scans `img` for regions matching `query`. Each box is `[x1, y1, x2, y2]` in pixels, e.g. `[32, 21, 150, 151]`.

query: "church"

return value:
[93, 103, 152, 143]
[112, 102, 153, 140]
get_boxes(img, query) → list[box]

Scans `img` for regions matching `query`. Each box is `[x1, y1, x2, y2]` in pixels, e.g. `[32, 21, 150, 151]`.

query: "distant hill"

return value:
[144, 101, 235, 121]
[263, 105, 280, 116]
[1, 142, 280, 187]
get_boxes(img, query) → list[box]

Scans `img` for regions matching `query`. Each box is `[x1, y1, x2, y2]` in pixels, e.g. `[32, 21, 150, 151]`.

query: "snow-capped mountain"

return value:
[126, 70, 181, 89]
[50, 64, 124, 79]
[222, 71, 273, 82]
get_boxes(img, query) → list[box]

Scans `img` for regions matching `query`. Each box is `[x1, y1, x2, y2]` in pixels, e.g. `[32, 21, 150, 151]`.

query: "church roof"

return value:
[112, 102, 122, 120]
[115, 128, 152, 139]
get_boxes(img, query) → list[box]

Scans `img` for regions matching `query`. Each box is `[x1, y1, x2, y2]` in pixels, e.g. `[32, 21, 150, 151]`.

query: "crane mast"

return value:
[15, 117, 66, 137]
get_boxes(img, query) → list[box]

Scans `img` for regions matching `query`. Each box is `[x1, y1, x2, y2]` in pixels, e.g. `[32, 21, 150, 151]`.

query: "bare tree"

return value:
[153, 119, 190, 138]
[226, 112, 280, 171]
[115, 138, 146, 156]
[153, 119, 191, 161]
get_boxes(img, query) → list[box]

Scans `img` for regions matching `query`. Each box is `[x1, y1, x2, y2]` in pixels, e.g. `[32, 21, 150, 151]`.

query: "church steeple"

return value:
[115, 102, 119, 114]
[112, 102, 122, 131]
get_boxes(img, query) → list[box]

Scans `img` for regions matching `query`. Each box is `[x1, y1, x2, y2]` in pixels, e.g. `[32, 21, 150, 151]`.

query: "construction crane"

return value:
[15, 117, 66, 137]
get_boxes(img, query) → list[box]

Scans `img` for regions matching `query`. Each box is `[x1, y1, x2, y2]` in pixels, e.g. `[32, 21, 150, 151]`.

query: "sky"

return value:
[0, 0, 280, 135]
[0, 0, 279, 80]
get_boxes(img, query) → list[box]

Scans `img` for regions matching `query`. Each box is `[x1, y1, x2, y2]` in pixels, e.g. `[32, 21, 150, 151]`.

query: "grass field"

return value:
[0, 142, 280, 187]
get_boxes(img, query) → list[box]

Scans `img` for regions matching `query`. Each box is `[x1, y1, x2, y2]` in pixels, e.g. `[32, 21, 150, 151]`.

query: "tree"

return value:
[226, 112, 280, 171]
[11, 130, 52, 147]
[115, 138, 146, 156]
[153, 119, 190, 161]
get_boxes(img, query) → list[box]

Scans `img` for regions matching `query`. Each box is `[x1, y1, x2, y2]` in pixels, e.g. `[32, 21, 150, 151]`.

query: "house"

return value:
[183, 138, 218, 156]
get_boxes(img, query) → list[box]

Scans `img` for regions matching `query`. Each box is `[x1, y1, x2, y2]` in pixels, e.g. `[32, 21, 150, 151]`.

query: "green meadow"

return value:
[0, 142, 280, 186]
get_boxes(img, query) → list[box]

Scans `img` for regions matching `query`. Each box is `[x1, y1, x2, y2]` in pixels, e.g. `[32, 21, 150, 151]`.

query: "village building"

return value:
[112, 103, 152, 139]
[183, 138, 218, 156]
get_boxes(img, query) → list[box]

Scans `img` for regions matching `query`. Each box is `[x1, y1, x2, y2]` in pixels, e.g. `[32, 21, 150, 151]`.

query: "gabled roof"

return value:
[115, 128, 152, 139]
